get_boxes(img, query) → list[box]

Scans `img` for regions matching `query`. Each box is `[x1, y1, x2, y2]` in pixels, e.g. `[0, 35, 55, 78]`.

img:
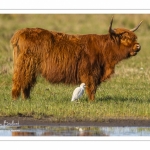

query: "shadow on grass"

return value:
[96, 95, 149, 103]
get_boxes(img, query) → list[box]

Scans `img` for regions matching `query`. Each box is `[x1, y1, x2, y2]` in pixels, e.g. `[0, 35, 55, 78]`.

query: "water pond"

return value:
[1, 126, 150, 136]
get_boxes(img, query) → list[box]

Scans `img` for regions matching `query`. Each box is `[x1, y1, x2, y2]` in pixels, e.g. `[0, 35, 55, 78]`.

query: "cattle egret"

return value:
[71, 83, 86, 102]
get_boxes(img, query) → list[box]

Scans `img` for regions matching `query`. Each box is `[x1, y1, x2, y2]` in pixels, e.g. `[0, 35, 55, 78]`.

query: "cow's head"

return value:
[109, 17, 142, 57]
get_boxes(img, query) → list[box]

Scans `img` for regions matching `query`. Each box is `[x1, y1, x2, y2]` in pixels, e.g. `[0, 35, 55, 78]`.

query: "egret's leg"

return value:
[75, 99, 80, 103]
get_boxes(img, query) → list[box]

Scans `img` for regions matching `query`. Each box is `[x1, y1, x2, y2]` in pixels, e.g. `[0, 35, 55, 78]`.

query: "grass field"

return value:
[0, 14, 150, 121]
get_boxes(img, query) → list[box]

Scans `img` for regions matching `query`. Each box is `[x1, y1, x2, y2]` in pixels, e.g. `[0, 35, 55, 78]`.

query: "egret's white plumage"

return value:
[71, 83, 86, 102]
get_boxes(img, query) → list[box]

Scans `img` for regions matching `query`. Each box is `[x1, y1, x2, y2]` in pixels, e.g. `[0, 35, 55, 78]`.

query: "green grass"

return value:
[0, 14, 150, 121]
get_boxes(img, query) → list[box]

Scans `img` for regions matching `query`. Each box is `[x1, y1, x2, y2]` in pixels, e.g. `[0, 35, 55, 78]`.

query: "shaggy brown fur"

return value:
[11, 18, 142, 101]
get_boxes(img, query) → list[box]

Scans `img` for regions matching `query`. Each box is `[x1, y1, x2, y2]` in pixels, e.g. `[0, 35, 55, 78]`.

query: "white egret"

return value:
[71, 83, 86, 102]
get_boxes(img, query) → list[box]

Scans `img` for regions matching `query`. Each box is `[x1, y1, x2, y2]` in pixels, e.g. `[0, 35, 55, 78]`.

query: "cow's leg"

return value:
[21, 75, 36, 99]
[12, 71, 21, 100]
[101, 67, 114, 82]
[12, 72, 36, 100]
[80, 74, 97, 101]
[86, 84, 97, 101]
[13, 54, 37, 100]
[12, 83, 21, 100]
[22, 86, 31, 99]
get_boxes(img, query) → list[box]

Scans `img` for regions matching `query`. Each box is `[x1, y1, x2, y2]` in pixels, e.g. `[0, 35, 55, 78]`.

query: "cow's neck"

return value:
[98, 34, 128, 82]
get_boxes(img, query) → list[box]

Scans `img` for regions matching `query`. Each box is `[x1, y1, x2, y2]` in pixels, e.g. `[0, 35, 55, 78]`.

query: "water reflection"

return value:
[12, 131, 35, 136]
[0, 126, 150, 136]
[10, 126, 107, 136]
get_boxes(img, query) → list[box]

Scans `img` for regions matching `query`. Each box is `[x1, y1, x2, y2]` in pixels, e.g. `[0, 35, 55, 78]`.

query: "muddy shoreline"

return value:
[1, 117, 150, 127]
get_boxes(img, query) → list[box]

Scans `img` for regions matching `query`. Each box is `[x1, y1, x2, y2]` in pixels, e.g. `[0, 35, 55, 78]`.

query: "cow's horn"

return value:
[130, 21, 143, 32]
[109, 17, 116, 35]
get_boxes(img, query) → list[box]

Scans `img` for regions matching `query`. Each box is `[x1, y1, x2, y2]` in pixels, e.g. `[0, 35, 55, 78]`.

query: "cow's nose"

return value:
[136, 44, 141, 51]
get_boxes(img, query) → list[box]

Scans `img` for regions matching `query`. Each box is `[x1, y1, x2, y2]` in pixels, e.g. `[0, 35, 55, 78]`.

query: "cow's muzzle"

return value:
[130, 43, 141, 56]
[135, 43, 141, 52]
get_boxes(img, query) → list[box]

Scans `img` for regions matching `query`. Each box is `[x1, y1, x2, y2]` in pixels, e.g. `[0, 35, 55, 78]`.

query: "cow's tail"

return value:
[10, 34, 19, 67]
[10, 33, 21, 99]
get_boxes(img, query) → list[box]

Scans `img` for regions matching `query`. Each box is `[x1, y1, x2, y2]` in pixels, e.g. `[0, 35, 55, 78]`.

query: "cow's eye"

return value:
[134, 37, 137, 41]
[121, 36, 126, 40]
[119, 34, 123, 38]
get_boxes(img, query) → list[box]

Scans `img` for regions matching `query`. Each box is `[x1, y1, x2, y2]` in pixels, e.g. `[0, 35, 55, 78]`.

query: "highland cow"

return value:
[11, 18, 142, 101]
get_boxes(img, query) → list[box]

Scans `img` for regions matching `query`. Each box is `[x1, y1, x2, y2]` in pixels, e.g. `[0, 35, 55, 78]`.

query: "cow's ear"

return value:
[130, 21, 143, 32]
